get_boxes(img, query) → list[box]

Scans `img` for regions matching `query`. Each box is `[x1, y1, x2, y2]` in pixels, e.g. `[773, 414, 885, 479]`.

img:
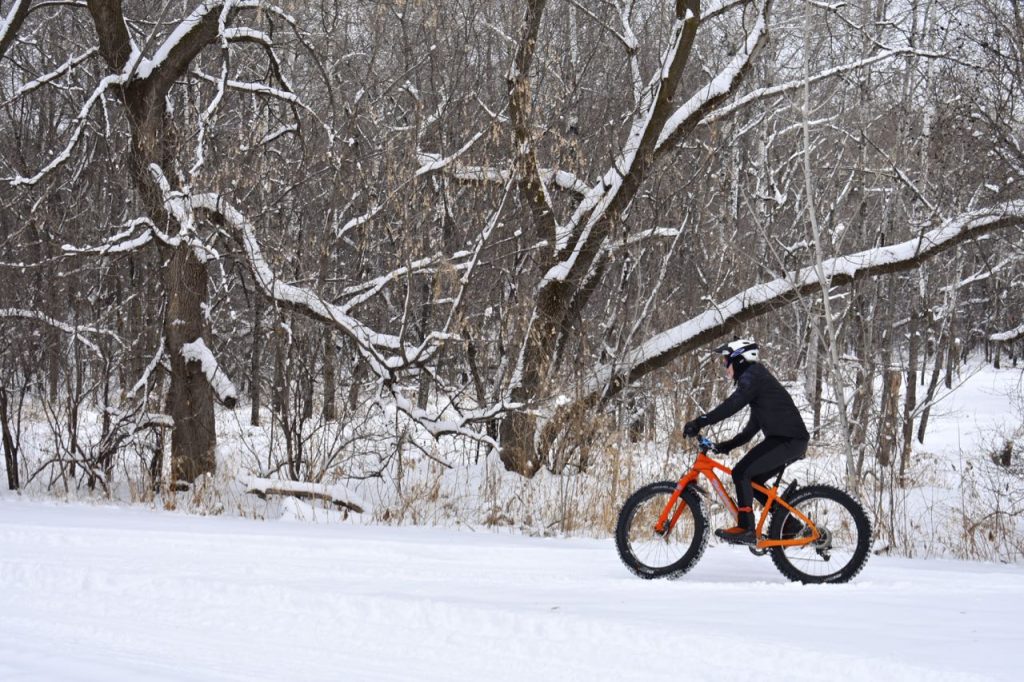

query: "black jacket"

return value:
[703, 363, 809, 451]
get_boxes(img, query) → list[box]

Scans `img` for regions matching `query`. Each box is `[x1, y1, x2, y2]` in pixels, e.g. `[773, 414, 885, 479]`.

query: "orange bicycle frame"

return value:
[654, 451, 820, 549]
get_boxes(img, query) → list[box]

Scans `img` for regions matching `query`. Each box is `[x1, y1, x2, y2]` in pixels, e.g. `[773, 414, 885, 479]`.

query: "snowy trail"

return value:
[1, 500, 1020, 681]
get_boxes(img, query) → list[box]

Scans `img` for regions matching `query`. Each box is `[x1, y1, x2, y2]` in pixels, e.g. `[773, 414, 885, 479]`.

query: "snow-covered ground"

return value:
[915, 362, 1023, 455]
[1, 498, 1021, 682]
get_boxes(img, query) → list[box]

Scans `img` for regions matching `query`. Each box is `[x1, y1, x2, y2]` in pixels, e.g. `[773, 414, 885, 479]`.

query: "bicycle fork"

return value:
[654, 471, 737, 535]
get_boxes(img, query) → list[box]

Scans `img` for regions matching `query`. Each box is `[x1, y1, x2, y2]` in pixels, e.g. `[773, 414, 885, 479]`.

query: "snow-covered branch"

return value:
[654, 4, 769, 151]
[339, 252, 472, 312]
[0, 308, 120, 355]
[8, 73, 122, 187]
[551, 0, 705, 265]
[223, 26, 270, 45]
[3, 48, 99, 104]
[135, 0, 229, 85]
[150, 166, 220, 262]
[990, 324, 1024, 343]
[61, 218, 157, 255]
[187, 192, 430, 379]
[0, 0, 30, 60]
[415, 158, 589, 197]
[590, 201, 1024, 399]
[700, 47, 942, 128]
[415, 131, 487, 177]
[334, 205, 382, 241]
[378, 388, 515, 448]
[180, 338, 238, 407]
[191, 69, 299, 104]
[127, 338, 167, 399]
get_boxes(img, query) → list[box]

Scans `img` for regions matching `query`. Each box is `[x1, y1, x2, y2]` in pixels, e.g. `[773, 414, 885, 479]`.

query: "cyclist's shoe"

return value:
[715, 525, 756, 545]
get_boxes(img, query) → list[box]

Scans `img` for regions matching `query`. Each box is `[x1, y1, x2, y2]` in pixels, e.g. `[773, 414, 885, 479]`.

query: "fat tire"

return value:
[767, 484, 872, 584]
[615, 481, 708, 580]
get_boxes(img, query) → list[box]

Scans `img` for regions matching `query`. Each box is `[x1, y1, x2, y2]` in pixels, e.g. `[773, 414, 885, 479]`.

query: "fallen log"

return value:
[244, 476, 366, 514]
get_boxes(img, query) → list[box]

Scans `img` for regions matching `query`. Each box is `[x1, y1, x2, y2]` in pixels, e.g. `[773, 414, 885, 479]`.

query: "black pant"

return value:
[732, 437, 808, 516]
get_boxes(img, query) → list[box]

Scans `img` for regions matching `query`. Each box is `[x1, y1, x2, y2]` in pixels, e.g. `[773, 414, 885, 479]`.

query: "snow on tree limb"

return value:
[127, 338, 167, 399]
[700, 47, 944, 129]
[61, 218, 158, 255]
[0, 0, 30, 60]
[8, 73, 122, 187]
[334, 205, 382, 240]
[180, 338, 238, 407]
[654, 6, 769, 150]
[378, 388, 516, 449]
[590, 201, 1024, 399]
[185, 190, 420, 380]
[417, 158, 590, 197]
[339, 253, 472, 312]
[415, 131, 488, 177]
[135, 0, 228, 83]
[991, 324, 1024, 343]
[3, 48, 99, 104]
[191, 70, 299, 103]
[185, 183, 512, 445]
[12, 1, 282, 187]
[550, 0, 705, 263]
[703, 0, 750, 21]
[150, 166, 221, 262]
[0, 308, 120, 355]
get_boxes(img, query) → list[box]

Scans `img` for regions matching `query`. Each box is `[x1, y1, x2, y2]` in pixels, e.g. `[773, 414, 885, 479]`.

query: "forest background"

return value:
[1, 0, 1022, 560]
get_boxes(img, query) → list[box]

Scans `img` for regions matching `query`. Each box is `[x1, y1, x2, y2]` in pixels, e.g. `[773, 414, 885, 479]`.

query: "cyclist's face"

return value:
[722, 357, 733, 379]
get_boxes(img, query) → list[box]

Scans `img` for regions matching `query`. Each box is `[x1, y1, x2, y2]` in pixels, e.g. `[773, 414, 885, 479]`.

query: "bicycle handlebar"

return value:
[696, 435, 713, 453]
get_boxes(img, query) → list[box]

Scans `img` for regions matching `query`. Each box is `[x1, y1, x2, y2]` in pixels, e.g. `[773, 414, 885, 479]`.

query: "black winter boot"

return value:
[715, 507, 756, 545]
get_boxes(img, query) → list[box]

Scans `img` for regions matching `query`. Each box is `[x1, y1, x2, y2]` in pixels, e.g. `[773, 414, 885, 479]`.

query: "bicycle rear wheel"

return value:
[615, 481, 708, 579]
[767, 484, 871, 584]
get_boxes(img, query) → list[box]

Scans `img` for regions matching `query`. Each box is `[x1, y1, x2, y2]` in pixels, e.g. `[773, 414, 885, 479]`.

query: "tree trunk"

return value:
[899, 306, 921, 483]
[273, 326, 288, 414]
[323, 331, 336, 421]
[944, 314, 956, 389]
[917, 331, 944, 444]
[84, 0, 228, 484]
[250, 293, 263, 426]
[301, 335, 314, 421]
[347, 350, 365, 413]
[876, 368, 901, 467]
[165, 244, 217, 483]
[812, 324, 823, 435]
[0, 386, 21, 490]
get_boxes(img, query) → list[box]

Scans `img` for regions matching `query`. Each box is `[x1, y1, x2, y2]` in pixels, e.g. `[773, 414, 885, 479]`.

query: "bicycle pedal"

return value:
[748, 546, 768, 557]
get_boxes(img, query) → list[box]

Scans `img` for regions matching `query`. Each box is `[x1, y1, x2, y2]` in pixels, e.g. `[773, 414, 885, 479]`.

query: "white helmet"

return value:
[715, 338, 759, 366]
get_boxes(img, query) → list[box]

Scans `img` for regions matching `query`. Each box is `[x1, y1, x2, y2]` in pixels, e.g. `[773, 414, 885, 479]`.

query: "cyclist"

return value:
[682, 338, 810, 545]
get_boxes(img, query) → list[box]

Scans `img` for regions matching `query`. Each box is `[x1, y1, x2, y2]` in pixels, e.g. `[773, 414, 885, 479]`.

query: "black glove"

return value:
[711, 442, 732, 455]
[683, 415, 709, 437]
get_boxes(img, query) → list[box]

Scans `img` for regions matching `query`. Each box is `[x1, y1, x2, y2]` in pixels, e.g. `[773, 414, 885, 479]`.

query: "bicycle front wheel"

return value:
[615, 481, 708, 579]
[767, 484, 872, 584]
